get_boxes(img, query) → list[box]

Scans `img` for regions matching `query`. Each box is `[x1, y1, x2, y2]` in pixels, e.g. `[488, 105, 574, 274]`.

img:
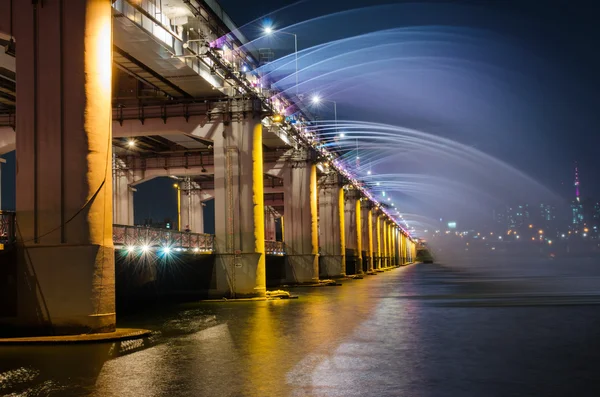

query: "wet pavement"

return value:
[2, 257, 600, 396]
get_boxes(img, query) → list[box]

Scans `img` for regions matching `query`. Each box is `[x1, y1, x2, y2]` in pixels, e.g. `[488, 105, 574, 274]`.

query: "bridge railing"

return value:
[265, 240, 285, 256]
[0, 211, 16, 246]
[113, 225, 215, 253]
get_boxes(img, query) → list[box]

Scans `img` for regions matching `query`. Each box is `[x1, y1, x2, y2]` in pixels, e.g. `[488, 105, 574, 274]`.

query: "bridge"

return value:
[0, 0, 417, 336]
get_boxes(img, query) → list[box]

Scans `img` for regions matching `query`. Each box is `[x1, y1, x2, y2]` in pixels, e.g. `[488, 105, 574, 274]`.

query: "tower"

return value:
[574, 164, 581, 202]
[571, 163, 584, 228]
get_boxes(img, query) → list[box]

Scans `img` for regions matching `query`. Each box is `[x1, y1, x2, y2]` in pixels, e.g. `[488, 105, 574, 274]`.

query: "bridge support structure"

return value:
[393, 227, 400, 266]
[399, 232, 405, 265]
[389, 222, 395, 267]
[344, 189, 362, 275]
[264, 206, 278, 242]
[213, 102, 266, 298]
[392, 225, 401, 266]
[381, 217, 390, 269]
[283, 155, 319, 284]
[385, 221, 392, 268]
[4, 0, 116, 336]
[373, 213, 382, 270]
[361, 203, 374, 273]
[113, 157, 135, 226]
[319, 174, 346, 278]
[179, 184, 206, 234]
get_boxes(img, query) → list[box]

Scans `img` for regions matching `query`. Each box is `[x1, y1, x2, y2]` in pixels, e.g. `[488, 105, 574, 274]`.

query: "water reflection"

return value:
[0, 337, 154, 396]
[3, 261, 600, 396]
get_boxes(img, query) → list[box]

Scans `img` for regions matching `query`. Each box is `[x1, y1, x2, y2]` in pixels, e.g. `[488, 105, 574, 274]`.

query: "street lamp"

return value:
[173, 183, 181, 232]
[264, 26, 298, 96]
[310, 95, 338, 137]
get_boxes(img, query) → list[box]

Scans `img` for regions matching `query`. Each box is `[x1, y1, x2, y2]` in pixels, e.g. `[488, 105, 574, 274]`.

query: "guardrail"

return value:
[113, 225, 215, 253]
[0, 211, 15, 246]
[265, 240, 285, 256]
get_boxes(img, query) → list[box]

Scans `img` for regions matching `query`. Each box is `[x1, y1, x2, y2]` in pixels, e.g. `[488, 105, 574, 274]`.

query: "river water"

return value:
[2, 256, 600, 396]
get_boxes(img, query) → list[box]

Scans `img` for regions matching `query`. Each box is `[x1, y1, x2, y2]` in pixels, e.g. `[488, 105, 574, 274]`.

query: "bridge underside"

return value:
[0, 0, 416, 337]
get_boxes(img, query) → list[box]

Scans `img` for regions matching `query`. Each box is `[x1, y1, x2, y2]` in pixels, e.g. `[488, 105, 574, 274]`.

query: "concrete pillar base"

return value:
[285, 254, 319, 284]
[7, 244, 115, 337]
[382, 258, 391, 269]
[320, 255, 346, 278]
[355, 258, 364, 275]
[214, 253, 266, 298]
[344, 254, 363, 275]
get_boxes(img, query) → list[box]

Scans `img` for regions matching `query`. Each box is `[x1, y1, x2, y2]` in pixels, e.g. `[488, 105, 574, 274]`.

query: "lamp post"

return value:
[264, 27, 298, 96]
[173, 183, 181, 231]
[311, 95, 338, 137]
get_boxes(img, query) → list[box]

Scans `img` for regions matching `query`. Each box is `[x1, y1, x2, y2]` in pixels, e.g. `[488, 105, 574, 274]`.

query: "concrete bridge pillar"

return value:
[391, 225, 396, 266]
[319, 175, 345, 278]
[283, 158, 319, 283]
[382, 219, 387, 268]
[6, 0, 115, 335]
[355, 198, 364, 275]
[399, 233, 405, 265]
[264, 206, 277, 241]
[0, 157, 5, 209]
[396, 232, 400, 265]
[373, 213, 381, 270]
[386, 222, 392, 267]
[213, 108, 266, 298]
[113, 157, 134, 226]
[392, 225, 400, 266]
[388, 225, 394, 267]
[391, 224, 396, 267]
[344, 190, 362, 275]
[180, 186, 205, 234]
[361, 203, 374, 273]
[390, 224, 395, 267]
[399, 232, 406, 266]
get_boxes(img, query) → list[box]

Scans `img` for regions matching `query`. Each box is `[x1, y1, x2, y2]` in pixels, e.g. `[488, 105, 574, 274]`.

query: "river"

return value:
[2, 256, 600, 396]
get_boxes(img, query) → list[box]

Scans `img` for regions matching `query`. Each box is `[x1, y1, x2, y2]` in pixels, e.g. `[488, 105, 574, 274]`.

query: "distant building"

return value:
[539, 203, 556, 223]
[493, 207, 507, 229]
[141, 218, 175, 230]
[507, 204, 530, 230]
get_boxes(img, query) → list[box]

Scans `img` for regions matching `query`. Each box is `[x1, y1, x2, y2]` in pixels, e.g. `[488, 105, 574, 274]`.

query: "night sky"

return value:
[2, 0, 599, 231]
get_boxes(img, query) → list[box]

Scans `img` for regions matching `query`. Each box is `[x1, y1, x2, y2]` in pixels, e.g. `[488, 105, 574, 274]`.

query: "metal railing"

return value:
[265, 240, 285, 256]
[113, 224, 215, 253]
[0, 211, 15, 246]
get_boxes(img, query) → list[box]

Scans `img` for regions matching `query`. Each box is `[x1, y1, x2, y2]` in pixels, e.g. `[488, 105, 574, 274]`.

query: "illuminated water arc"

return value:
[311, 121, 558, 197]
[258, 26, 517, 96]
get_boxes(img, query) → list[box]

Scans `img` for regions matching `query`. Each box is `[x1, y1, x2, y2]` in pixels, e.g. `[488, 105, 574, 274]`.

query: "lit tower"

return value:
[571, 163, 584, 228]
[575, 165, 581, 202]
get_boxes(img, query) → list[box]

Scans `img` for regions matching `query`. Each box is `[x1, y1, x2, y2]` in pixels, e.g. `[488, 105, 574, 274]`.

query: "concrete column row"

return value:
[5, 0, 415, 337]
